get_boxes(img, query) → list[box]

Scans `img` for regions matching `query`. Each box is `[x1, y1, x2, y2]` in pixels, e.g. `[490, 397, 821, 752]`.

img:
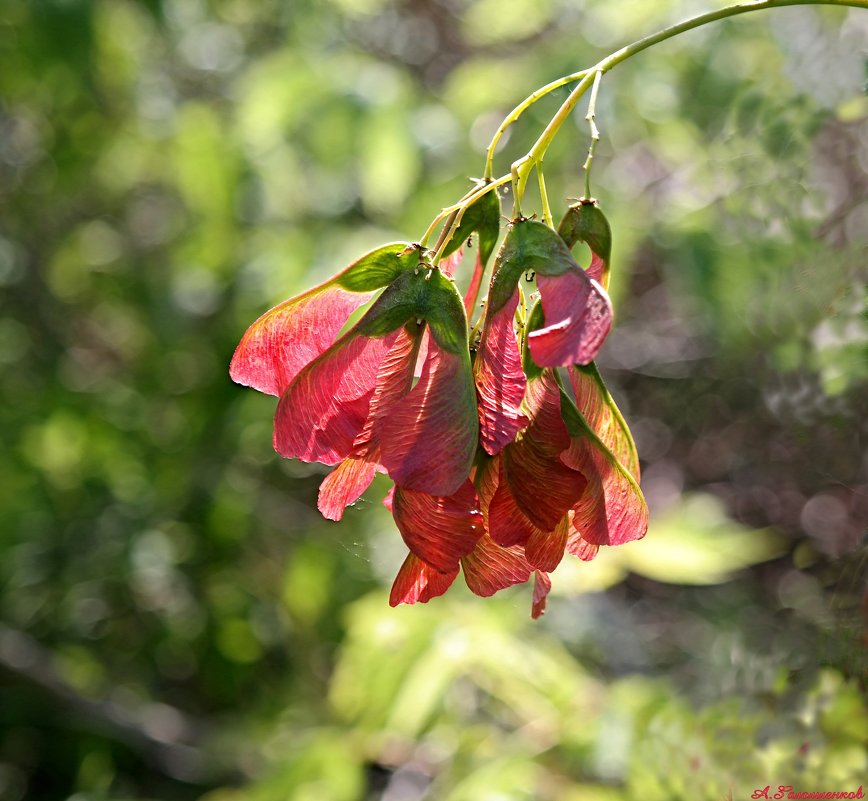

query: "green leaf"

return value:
[485, 228, 527, 316]
[486, 218, 579, 319]
[334, 242, 416, 292]
[558, 201, 612, 263]
[509, 219, 579, 277]
[558, 201, 612, 289]
[356, 267, 468, 355]
[424, 270, 472, 354]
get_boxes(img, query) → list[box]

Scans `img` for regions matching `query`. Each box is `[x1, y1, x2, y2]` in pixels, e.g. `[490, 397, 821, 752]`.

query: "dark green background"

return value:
[0, 1, 865, 799]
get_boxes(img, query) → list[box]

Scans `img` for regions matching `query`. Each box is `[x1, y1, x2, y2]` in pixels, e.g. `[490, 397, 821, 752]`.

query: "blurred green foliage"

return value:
[0, 1, 865, 800]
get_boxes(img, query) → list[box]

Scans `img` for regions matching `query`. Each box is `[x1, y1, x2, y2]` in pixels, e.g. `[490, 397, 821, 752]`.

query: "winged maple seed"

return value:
[230, 193, 648, 618]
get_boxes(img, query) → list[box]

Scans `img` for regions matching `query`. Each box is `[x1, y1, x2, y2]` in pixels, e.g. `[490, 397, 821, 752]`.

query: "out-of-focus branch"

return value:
[0, 623, 241, 786]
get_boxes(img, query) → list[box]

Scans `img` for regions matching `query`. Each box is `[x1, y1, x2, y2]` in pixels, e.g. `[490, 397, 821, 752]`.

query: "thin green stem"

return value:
[483, 69, 588, 180]
[429, 175, 512, 264]
[582, 69, 603, 199]
[537, 164, 553, 227]
[511, 68, 597, 208]
[425, 0, 868, 250]
[420, 180, 489, 248]
[428, 209, 459, 256]
[419, 209, 452, 250]
[513, 0, 868, 205]
[510, 156, 530, 219]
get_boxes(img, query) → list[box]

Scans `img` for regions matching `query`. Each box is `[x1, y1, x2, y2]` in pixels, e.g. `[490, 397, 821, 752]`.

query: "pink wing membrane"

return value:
[570, 366, 640, 481]
[474, 455, 499, 523]
[476, 455, 539, 548]
[390, 552, 458, 607]
[487, 472, 545, 547]
[461, 535, 533, 597]
[230, 284, 376, 397]
[562, 433, 648, 547]
[376, 338, 477, 497]
[463, 251, 486, 315]
[524, 516, 569, 572]
[566, 525, 600, 561]
[358, 327, 422, 445]
[504, 374, 586, 532]
[317, 456, 379, 521]
[477, 456, 539, 548]
[531, 571, 552, 619]
[586, 253, 607, 286]
[527, 269, 613, 367]
[438, 247, 464, 278]
[474, 289, 529, 455]
[230, 243, 413, 396]
[273, 331, 399, 464]
[391, 480, 483, 572]
[316, 329, 422, 520]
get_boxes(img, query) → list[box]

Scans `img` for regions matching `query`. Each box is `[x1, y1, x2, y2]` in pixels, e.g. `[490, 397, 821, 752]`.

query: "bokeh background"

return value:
[0, 1, 866, 799]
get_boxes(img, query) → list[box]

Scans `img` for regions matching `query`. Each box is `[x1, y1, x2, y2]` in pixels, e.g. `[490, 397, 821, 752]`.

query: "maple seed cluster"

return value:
[230, 187, 648, 618]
